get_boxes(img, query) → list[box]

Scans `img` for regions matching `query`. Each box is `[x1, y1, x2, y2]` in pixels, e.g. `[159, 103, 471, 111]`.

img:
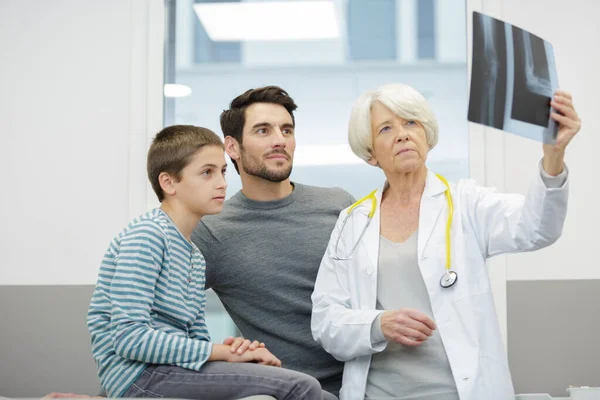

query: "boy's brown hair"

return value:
[147, 125, 223, 202]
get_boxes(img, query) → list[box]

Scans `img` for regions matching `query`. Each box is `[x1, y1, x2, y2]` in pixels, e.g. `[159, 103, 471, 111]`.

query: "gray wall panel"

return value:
[2, 281, 599, 397]
[0, 286, 228, 397]
[0, 286, 99, 397]
[508, 280, 600, 397]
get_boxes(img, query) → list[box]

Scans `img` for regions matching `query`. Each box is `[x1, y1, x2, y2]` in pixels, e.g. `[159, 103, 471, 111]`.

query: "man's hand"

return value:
[223, 336, 265, 355]
[381, 308, 437, 347]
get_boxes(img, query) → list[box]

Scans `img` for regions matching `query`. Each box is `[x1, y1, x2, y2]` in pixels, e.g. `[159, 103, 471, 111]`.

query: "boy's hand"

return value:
[228, 347, 282, 367]
[223, 336, 265, 355]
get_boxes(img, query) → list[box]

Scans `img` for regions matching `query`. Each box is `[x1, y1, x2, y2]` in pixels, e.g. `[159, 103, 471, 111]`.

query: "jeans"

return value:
[122, 363, 338, 400]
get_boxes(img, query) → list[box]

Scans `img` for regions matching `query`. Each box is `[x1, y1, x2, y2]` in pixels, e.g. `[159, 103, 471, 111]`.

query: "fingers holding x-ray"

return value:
[547, 91, 581, 150]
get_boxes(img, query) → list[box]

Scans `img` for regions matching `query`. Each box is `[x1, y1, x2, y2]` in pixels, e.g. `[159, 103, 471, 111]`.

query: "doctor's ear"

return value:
[224, 136, 241, 161]
[367, 152, 379, 167]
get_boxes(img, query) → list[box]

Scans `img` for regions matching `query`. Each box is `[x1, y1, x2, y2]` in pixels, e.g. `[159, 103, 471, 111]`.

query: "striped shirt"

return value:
[87, 208, 212, 397]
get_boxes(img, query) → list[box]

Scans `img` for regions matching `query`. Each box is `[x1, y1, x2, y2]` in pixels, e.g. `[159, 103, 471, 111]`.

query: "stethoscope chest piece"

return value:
[440, 270, 458, 288]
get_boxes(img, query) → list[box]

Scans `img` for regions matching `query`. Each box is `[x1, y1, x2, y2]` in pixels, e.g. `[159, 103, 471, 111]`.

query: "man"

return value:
[191, 86, 355, 398]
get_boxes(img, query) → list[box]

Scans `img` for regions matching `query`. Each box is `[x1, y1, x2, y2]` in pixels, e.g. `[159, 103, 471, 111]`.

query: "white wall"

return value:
[0, 0, 164, 286]
[465, 0, 600, 351]
[476, 0, 600, 281]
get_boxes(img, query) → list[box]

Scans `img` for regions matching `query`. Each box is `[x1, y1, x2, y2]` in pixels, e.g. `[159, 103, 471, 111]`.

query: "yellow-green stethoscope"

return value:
[333, 174, 458, 288]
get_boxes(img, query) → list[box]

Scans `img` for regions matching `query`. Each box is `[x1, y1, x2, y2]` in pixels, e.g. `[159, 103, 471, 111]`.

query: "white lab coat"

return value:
[311, 169, 569, 400]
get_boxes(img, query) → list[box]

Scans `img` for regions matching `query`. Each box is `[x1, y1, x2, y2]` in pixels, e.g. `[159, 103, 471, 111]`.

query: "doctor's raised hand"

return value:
[311, 83, 579, 400]
[543, 90, 581, 175]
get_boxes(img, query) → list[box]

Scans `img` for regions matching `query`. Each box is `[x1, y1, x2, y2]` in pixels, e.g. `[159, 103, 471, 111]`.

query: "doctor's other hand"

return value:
[381, 308, 437, 347]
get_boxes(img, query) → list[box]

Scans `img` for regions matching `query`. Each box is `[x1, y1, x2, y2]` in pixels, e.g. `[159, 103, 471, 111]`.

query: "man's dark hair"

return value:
[220, 86, 298, 173]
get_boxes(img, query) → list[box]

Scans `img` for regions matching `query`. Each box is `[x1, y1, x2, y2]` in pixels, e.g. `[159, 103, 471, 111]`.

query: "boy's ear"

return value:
[158, 172, 177, 197]
[224, 136, 241, 162]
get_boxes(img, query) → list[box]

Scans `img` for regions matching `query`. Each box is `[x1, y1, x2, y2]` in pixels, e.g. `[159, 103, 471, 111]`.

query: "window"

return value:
[347, 0, 397, 61]
[417, 0, 435, 59]
[193, 0, 241, 63]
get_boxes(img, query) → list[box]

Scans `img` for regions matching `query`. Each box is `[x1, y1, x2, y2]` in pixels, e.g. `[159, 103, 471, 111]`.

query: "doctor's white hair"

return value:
[348, 83, 439, 163]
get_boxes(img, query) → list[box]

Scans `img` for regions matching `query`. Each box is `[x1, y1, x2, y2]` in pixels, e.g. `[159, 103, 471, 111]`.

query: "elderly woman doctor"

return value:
[311, 83, 580, 400]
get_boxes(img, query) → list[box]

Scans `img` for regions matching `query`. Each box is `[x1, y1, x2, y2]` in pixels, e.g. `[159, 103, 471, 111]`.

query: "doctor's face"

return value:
[235, 102, 296, 182]
[368, 101, 429, 174]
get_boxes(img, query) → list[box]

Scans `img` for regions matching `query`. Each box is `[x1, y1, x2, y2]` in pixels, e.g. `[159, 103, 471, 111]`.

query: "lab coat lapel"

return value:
[360, 188, 383, 272]
[418, 171, 448, 261]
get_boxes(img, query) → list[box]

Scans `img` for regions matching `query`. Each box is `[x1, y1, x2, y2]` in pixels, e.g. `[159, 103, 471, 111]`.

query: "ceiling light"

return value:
[193, 1, 340, 41]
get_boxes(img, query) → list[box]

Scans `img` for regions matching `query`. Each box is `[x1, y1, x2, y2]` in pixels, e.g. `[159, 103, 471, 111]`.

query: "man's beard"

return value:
[240, 147, 293, 183]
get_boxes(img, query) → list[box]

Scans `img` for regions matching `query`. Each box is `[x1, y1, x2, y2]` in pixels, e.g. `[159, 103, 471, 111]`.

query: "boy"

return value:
[86, 125, 324, 399]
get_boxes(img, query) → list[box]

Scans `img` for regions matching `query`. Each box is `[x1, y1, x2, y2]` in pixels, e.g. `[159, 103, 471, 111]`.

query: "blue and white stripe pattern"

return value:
[87, 208, 212, 397]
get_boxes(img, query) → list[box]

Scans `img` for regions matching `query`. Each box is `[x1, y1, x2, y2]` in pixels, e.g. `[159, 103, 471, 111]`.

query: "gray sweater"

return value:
[366, 233, 459, 400]
[191, 182, 355, 396]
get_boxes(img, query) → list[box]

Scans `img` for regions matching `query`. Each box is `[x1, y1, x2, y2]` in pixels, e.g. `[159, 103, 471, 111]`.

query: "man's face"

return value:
[236, 102, 296, 182]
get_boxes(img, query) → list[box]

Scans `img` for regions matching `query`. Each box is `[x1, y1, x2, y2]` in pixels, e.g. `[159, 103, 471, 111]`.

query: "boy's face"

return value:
[235, 102, 296, 182]
[172, 144, 228, 217]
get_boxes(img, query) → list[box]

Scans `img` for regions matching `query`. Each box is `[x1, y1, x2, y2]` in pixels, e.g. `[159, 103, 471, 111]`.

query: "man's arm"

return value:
[190, 220, 220, 290]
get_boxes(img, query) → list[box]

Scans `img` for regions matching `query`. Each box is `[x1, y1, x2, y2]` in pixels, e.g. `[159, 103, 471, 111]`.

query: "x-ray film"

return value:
[468, 12, 559, 144]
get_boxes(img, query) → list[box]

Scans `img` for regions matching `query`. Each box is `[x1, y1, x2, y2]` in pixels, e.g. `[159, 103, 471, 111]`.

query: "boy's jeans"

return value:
[122, 363, 337, 400]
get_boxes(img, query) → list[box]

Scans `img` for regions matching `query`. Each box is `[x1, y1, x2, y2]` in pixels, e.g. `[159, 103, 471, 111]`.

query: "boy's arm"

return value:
[109, 222, 212, 370]
[188, 307, 210, 341]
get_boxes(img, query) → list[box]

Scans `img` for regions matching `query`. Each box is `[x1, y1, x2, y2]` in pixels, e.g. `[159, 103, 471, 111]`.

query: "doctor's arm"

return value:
[467, 90, 580, 258]
[310, 216, 387, 362]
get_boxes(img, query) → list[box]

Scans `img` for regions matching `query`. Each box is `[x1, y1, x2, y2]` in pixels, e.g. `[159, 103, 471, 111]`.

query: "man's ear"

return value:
[224, 136, 241, 162]
[158, 172, 177, 197]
